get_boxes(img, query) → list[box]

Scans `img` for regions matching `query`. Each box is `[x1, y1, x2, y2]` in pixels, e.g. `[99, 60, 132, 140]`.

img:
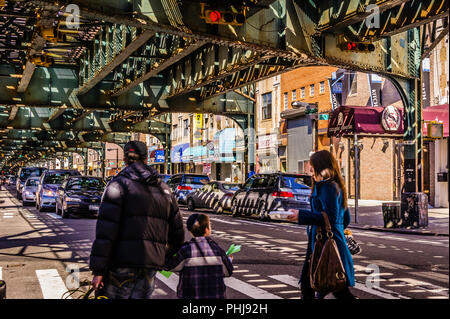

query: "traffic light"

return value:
[339, 41, 375, 52]
[200, 3, 246, 25]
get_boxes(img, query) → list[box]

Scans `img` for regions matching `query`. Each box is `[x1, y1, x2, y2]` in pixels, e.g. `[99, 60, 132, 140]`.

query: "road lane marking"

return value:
[257, 284, 287, 289]
[224, 277, 282, 299]
[47, 213, 62, 220]
[156, 272, 283, 299]
[35, 269, 71, 299]
[269, 275, 298, 287]
[209, 218, 239, 225]
[413, 271, 449, 283]
[0, 267, 2, 280]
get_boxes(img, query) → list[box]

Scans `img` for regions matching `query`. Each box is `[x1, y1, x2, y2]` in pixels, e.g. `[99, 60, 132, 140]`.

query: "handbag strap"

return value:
[320, 211, 333, 238]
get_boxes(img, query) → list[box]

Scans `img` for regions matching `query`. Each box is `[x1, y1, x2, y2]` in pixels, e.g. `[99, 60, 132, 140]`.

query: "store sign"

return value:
[258, 134, 277, 149]
[154, 150, 165, 163]
[381, 105, 401, 132]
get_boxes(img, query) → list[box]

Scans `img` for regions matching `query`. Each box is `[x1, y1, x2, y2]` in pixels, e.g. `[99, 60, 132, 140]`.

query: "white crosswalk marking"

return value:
[35, 269, 71, 299]
[224, 277, 282, 299]
[47, 213, 62, 220]
[0, 267, 2, 280]
[269, 275, 299, 287]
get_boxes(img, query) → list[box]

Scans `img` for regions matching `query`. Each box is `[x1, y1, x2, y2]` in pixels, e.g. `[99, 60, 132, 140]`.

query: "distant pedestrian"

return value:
[165, 213, 233, 299]
[89, 141, 185, 299]
[288, 150, 355, 299]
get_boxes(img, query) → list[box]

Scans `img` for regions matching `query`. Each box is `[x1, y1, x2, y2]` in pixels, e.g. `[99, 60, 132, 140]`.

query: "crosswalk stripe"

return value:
[35, 269, 71, 299]
[0, 267, 2, 280]
[224, 277, 283, 299]
[413, 271, 449, 283]
[269, 275, 298, 287]
[156, 272, 282, 299]
[47, 213, 62, 220]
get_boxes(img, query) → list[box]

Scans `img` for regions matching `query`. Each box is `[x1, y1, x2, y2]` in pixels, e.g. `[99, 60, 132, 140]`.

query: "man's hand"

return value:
[287, 209, 299, 222]
[91, 275, 104, 291]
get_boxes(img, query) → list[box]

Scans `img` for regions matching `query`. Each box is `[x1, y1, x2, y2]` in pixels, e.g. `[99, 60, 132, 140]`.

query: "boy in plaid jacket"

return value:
[165, 213, 233, 299]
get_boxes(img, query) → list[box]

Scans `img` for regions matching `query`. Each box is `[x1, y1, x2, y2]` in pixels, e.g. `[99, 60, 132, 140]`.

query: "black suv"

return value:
[231, 173, 312, 220]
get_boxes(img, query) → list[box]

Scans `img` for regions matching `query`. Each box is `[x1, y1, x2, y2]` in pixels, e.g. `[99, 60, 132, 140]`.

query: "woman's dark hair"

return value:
[310, 150, 348, 209]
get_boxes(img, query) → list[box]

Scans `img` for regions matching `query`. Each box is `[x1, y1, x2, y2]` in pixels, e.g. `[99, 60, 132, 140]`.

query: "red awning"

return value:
[328, 105, 404, 137]
[423, 104, 449, 137]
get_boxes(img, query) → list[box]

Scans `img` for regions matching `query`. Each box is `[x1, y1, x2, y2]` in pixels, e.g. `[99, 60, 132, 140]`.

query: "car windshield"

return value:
[222, 184, 240, 191]
[26, 179, 39, 186]
[281, 175, 312, 190]
[184, 175, 209, 185]
[66, 178, 105, 190]
[20, 168, 45, 181]
[43, 172, 76, 185]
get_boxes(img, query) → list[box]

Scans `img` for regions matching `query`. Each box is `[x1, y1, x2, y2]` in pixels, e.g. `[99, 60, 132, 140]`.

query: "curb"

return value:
[348, 224, 449, 237]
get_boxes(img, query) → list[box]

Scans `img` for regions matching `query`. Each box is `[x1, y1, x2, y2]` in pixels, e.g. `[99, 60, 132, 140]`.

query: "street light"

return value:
[107, 148, 119, 175]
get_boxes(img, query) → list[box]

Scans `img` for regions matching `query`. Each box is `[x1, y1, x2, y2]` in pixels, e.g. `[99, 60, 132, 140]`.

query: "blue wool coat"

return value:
[297, 179, 355, 287]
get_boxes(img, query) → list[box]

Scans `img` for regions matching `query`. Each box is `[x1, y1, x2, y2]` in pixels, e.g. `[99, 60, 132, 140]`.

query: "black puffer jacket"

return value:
[89, 162, 185, 276]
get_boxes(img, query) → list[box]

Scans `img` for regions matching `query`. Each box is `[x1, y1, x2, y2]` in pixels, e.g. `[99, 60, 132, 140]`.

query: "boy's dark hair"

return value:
[186, 213, 210, 237]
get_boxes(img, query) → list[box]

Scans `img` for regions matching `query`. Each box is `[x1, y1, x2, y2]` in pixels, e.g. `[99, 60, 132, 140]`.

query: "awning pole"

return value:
[354, 133, 359, 224]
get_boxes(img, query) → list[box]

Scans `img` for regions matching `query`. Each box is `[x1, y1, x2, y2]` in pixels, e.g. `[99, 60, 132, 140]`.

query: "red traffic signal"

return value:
[340, 41, 375, 52]
[209, 10, 221, 22]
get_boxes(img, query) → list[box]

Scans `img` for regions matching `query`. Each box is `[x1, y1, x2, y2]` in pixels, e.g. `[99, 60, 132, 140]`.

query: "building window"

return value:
[183, 119, 189, 136]
[349, 71, 357, 95]
[297, 161, 304, 173]
[292, 90, 296, 102]
[320, 81, 325, 94]
[262, 92, 272, 120]
[310, 84, 315, 96]
[284, 92, 288, 110]
[173, 124, 178, 139]
[301, 87, 305, 98]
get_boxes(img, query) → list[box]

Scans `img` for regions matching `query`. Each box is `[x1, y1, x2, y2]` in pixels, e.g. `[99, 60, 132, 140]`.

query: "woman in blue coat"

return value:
[288, 150, 355, 299]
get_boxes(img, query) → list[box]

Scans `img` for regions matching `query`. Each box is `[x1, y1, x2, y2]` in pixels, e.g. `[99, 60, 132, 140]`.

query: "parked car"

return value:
[36, 169, 81, 212]
[16, 167, 46, 200]
[186, 181, 240, 213]
[7, 175, 16, 186]
[21, 176, 40, 206]
[231, 173, 312, 220]
[55, 176, 106, 218]
[166, 174, 210, 204]
[160, 174, 172, 183]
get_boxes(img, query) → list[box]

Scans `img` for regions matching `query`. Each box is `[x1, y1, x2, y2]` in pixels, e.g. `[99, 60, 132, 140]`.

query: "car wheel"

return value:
[61, 206, 69, 219]
[187, 198, 195, 211]
[258, 202, 268, 221]
[231, 200, 240, 217]
[214, 202, 223, 214]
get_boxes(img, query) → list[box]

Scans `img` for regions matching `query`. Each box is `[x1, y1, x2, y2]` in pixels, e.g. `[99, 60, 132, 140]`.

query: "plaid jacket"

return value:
[165, 236, 233, 299]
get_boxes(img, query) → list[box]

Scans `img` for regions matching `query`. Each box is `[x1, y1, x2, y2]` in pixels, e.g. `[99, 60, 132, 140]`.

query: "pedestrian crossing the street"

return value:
[0, 262, 447, 299]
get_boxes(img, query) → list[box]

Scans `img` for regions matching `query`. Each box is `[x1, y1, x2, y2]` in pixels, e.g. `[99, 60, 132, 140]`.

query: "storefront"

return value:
[328, 105, 404, 201]
[422, 104, 449, 208]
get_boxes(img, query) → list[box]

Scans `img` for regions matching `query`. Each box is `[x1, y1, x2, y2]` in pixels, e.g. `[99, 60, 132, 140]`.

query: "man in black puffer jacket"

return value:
[89, 141, 185, 299]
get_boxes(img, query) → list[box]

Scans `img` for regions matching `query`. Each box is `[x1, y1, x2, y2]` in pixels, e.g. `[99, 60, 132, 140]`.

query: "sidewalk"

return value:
[347, 199, 449, 236]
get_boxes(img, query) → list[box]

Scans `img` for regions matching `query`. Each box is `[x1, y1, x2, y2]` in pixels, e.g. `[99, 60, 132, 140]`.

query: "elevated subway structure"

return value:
[0, 0, 448, 190]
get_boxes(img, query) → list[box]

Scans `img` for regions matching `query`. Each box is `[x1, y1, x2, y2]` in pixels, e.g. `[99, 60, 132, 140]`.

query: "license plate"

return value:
[89, 205, 100, 211]
[296, 196, 307, 202]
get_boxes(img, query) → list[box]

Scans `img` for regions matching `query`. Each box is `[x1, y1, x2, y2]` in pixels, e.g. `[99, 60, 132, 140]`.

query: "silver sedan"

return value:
[186, 181, 240, 214]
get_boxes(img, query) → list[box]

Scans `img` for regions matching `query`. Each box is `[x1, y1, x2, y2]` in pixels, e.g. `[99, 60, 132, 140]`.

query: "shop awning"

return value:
[327, 105, 404, 137]
[182, 146, 211, 163]
[423, 104, 449, 137]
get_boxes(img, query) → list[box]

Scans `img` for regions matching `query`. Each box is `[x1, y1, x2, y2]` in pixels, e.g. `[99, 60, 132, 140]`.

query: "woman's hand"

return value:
[91, 275, 104, 291]
[287, 209, 299, 222]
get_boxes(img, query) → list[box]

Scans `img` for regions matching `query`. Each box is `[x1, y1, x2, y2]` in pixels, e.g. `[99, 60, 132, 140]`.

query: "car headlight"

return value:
[43, 190, 55, 196]
[66, 197, 82, 202]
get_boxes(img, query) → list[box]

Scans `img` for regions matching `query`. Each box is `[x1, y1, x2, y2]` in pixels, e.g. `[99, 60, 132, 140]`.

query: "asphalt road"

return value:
[0, 186, 448, 300]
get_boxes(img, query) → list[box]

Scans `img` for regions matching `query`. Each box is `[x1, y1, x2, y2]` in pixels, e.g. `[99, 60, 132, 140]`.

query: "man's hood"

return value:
[119, 162, 160, 185]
